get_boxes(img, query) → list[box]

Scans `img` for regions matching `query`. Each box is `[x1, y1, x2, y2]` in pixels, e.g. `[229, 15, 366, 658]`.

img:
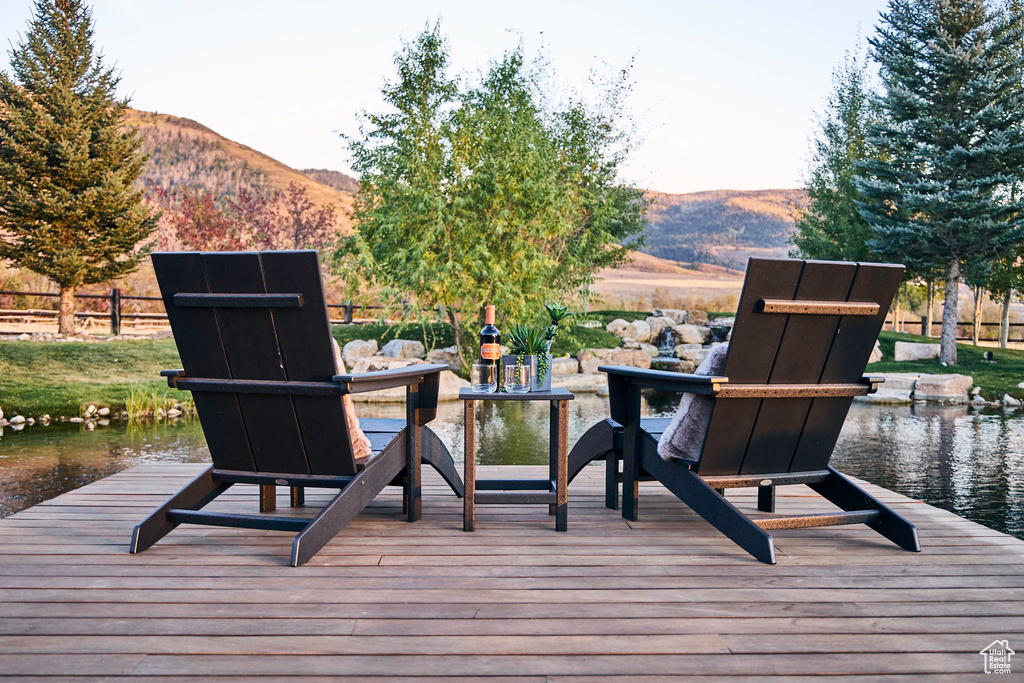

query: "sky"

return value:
[0, 0, 891, 194]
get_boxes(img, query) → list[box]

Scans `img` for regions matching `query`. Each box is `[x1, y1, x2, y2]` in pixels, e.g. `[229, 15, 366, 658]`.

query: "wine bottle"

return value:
[480, 305, 500, 365]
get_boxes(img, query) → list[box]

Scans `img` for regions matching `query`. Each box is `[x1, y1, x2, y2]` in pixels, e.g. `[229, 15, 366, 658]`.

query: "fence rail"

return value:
[885, 314, 1024, 341]
[0, 289, 444, 334]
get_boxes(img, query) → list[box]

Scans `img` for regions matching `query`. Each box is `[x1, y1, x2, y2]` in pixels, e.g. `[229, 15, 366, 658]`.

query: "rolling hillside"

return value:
[125, 110, 357, 231]
[125, 109, 804, 268]
[644, 189, 806, 270]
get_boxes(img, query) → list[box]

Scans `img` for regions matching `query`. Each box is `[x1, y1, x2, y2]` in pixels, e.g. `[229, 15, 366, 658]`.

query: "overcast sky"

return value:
[0, 0, 891, 194]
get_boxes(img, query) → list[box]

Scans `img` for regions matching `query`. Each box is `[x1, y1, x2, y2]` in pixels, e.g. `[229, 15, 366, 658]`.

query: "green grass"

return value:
[0, 339, 182, 418]
[870, 330, 1024, 400]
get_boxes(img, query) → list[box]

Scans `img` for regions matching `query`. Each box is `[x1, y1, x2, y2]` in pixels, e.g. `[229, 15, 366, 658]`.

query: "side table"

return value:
[460, 387, 574, 532]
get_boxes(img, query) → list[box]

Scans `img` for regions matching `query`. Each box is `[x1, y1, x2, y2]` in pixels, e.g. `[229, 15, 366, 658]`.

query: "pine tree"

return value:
[856, 0, 1024, 364]
[792, 48, 878, 262]
[0, 0, 156, 334]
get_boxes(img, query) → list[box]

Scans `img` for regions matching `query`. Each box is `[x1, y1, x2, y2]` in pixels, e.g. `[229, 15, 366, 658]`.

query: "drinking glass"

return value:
[471, 363, 497, 393]
[503, 363, 531, 393]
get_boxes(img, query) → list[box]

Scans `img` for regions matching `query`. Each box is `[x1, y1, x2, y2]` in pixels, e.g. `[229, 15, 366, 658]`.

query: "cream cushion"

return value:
[331, 338, 373, 462]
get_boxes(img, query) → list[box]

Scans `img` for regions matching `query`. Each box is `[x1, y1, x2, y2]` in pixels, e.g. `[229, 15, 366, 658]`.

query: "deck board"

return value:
[0, 463, 1020, 679]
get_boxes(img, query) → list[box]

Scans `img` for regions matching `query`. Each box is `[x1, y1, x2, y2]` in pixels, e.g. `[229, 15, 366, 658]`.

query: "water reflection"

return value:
[1, 394, 1022, 539]
[832, 403, 1024, 538]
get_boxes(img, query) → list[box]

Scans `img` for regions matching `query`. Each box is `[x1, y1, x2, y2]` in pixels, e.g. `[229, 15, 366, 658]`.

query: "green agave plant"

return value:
[506, 322, 551, 386]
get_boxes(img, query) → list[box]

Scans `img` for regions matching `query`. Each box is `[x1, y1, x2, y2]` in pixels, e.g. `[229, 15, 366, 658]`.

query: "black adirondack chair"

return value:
[130, 250, 464, 566]
[566, 258, 921, 564]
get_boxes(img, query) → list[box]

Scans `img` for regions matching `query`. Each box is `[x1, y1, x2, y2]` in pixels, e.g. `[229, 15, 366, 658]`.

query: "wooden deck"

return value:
[0, 463, 1022, 680]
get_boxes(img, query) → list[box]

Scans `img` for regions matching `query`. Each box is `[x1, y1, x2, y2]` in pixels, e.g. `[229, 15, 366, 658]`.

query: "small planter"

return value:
[502, 354, 552, 392]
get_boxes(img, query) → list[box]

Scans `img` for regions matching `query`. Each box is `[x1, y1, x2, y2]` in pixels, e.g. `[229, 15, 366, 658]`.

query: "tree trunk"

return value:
[972, 286, 983, 346]
[892, 289, 901, 332]
[940, 261, 959, 365]
[925, 280, 935, 337]
[58, 286, 76, 336]
[1000, 290, 1011, 349]
[446, 308, 468, 372]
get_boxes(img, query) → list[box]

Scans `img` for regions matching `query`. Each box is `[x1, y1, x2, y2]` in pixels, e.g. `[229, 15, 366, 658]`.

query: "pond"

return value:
[1, 394, 1023, 539]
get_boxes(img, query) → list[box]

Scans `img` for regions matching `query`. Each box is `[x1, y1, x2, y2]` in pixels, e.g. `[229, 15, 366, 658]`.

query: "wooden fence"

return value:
[0, 289, 410, 335]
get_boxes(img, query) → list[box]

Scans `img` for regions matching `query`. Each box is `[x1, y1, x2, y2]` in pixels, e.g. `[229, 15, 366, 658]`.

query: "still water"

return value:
[1, 394, 1022, 538]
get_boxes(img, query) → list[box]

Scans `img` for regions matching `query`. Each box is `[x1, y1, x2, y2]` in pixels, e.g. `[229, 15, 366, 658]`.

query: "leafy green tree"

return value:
[0, 0, 156, 334]
[336, 24, 646, 367]
[987, 251, 1024, 347]
[791, 48, 878, 262]
[856, 0, 1024, 364]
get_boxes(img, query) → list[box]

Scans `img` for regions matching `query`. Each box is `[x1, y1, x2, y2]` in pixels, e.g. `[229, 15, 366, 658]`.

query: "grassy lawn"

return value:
[871, 330, 1024, 400]
[0, 339, 183, 418]
[9, 323, 1009, 420]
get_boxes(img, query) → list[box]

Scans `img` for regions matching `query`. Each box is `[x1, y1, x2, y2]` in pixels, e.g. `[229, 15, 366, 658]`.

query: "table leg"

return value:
[551, 399, 568, 531]
[464, 399, 476, 532]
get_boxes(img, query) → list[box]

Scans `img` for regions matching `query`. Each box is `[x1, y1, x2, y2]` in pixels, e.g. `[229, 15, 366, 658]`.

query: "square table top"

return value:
[458, 388, 574, 401]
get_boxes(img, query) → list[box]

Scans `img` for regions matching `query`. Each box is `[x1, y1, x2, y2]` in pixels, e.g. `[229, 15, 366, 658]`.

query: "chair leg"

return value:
[757, 485, 775, 513]
[421, 427, 464, 498]
[642, 454, 776, 564]
[291, 447, 405, 567]
[260, 485, 276, 512]
[130, 466, 231, 554]
[811, 468, 920, 552]
[290, 486, 305, 507]
[605, 450, 619, 510]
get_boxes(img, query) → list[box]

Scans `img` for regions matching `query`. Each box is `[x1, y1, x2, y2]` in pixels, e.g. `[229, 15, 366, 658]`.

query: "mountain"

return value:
[301, 168, 360, 194]
[643, 189, 806, 270]
[125, 110, 356, 231]
[125, 109, 804, 267]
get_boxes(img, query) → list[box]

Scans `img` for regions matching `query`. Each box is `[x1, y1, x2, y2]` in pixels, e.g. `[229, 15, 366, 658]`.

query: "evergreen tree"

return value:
[856, 0, 1024, 364]
[0, 0, 156, 334]
[792, 48, 878, 262]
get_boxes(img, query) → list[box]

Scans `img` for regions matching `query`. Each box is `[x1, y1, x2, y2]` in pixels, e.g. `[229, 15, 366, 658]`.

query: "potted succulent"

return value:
[504, 322, 553, 391]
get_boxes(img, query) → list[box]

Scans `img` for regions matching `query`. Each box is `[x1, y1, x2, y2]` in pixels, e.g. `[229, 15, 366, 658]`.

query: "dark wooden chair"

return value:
[131, 250, 463, 566]
[567, 258, 921, 563]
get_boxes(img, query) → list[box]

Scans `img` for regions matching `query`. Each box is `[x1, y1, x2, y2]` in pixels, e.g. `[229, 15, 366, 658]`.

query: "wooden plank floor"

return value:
[0, 463, 1022, 681]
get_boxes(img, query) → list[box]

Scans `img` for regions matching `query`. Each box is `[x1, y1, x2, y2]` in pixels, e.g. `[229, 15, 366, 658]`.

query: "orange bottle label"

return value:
[481, 343, 500, 360]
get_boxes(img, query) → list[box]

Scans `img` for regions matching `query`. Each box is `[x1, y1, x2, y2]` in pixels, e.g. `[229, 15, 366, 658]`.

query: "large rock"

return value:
[914, 374, 973, 404]
[894, 341, 940, 362]
[427, 345, 460, 371]
[854, 373, 918, 404]
[342, 339, 378, 367]
[552, 373, 606, 393]
[348, 357, 469, 402]
[676, 347, 708, 366]
[688, 310, 710, 326]
[577, 348, 652, 375]
[650, 357, 696, 373]
[653, 309, 689, 325]
[605, 319, 630, 337]
[551, 356, 580, 375]
[622, 319, 653, 343]
[868, 339, 883, 364]
[644, 316, 666, 341]
[673, 324, 711, 345]
[378, 339, 426, 360]
[623, 341, 659, 357]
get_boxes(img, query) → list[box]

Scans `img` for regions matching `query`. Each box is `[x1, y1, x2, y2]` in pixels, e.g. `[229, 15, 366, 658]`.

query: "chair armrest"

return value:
[161, 369, 185, 388]
[333, 363, 448, 395]
[599, 365, 727, 395]
[863, 374, 885, 394]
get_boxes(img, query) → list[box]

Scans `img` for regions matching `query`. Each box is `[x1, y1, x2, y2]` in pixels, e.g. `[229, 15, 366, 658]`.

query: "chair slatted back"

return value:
[696, 258, 902, 476]
[152, 251, 359, 476]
